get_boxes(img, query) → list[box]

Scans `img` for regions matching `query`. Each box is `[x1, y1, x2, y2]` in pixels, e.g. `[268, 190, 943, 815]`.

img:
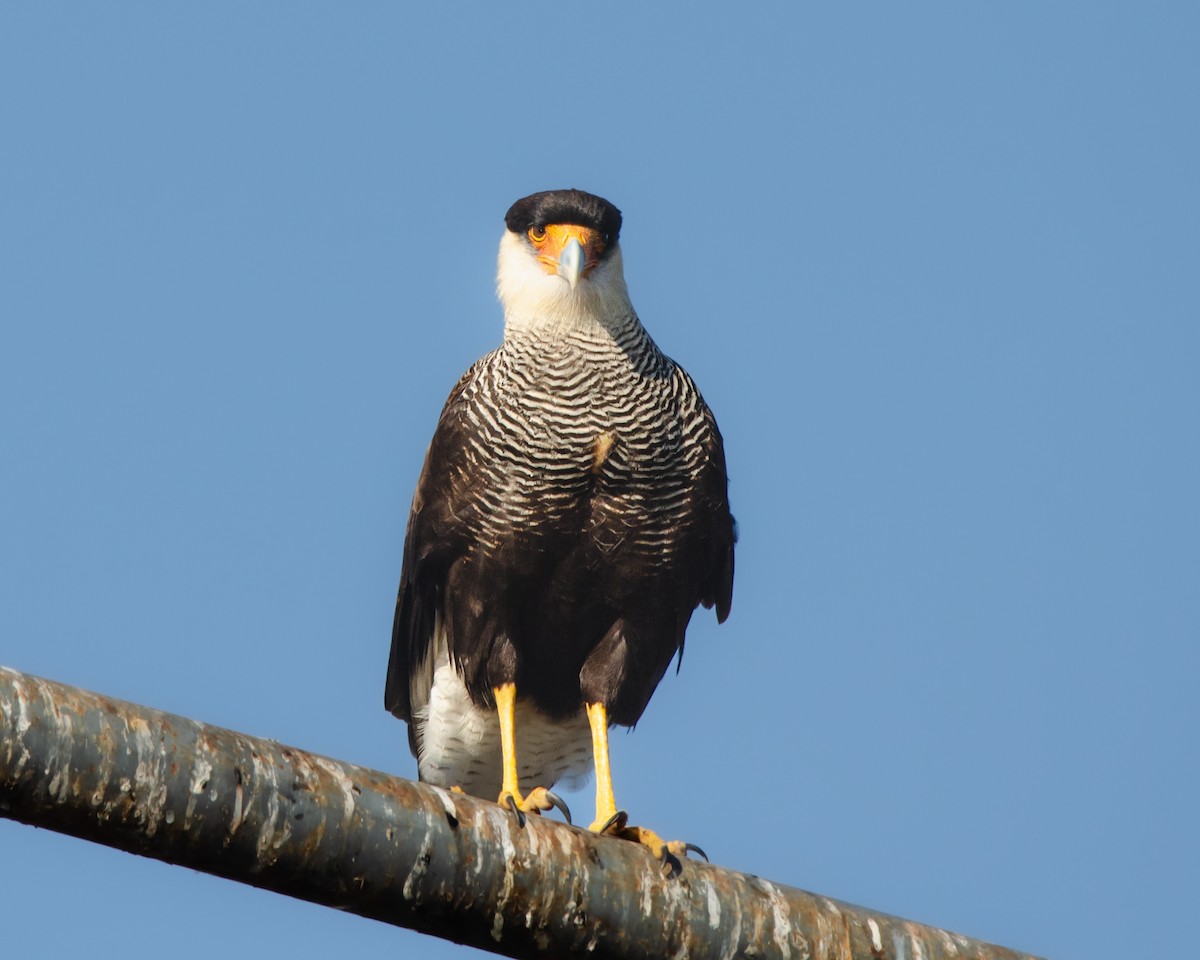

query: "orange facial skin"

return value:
[527, 223, 606, 276]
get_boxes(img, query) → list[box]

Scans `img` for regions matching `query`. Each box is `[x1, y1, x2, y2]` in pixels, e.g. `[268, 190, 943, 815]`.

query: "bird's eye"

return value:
[528, 227, 547, 243]
[601, 233, 610, 244]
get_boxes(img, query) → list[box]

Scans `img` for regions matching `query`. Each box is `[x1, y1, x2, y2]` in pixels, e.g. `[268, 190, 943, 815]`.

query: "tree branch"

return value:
[0, 665, 1039, 959]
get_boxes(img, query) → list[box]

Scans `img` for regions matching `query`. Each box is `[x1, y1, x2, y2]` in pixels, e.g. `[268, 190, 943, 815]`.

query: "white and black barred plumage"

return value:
[385, 190, 734, 799]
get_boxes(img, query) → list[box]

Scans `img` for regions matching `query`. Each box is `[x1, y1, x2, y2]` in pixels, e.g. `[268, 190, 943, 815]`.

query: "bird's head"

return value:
[496, 189, 633, 334]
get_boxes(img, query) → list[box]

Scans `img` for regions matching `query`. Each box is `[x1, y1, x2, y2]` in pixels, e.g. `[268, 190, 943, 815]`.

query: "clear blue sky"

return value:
[2, 5, 1196, 958]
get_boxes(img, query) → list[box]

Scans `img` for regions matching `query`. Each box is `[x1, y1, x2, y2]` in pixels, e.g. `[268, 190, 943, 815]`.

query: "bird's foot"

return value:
[497, 786, 572, 828]
[590, 811, 707, 875]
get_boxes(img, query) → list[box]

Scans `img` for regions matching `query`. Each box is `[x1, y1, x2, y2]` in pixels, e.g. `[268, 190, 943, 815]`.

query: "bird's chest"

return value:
[504, 365, 680, 484]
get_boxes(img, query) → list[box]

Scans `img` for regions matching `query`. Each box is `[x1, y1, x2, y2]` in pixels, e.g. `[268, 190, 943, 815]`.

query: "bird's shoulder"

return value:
[404, 354, 496, 537]
[656, 354, 729, 462]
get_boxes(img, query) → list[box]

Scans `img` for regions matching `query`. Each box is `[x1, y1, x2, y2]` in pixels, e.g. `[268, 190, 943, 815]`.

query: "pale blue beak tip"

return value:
[558, 237, 585, 290]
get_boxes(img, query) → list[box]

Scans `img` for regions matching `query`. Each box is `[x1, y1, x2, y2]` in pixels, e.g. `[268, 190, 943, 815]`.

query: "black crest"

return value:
[505, 189, 623, 244]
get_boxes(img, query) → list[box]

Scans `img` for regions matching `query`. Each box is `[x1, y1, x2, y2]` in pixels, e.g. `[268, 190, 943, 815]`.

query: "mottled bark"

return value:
[0, 666, 1040, 960]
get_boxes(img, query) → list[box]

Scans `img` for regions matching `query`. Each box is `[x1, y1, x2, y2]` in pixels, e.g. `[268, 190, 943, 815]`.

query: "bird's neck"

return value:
[502, 303, 642, 346]
[501, 278, 641, 345]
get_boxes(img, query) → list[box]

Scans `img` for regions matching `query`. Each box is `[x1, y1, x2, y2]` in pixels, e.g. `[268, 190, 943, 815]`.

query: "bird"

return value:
[385, 188, 735, 863]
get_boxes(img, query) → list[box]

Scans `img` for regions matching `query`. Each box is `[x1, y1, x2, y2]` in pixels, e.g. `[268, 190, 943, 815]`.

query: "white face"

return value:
[495, 230, 633, 336]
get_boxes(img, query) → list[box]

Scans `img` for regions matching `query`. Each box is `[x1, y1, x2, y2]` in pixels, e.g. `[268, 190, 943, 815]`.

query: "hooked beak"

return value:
[558, 237, 585, 290]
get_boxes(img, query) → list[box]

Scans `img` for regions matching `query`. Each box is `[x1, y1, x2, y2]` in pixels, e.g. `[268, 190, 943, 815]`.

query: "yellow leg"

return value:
[587, 702, 621, 832]
[494, 683, 522, 808]
[492, 683, 571, 823]
[586, 699, 706, 870]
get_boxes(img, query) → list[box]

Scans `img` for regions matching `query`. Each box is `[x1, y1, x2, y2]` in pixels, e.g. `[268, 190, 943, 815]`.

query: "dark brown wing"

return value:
[384, 362, 483, 727]
[694, 399, 736, 624]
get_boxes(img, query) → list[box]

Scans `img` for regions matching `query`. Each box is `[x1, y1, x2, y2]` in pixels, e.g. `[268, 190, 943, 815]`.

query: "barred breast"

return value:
[456, 314, 712, 556]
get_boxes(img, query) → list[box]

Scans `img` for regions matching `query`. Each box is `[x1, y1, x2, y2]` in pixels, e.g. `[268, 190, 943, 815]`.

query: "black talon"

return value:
[544, 790, 572, 825]
[599, 810, 628, 835]
[504, 794, 526, 828]
[684, 842, 708, 862]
